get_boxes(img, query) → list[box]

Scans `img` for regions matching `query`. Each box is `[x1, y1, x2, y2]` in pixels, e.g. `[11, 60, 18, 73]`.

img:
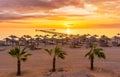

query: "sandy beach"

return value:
[0, 44, 120, 77]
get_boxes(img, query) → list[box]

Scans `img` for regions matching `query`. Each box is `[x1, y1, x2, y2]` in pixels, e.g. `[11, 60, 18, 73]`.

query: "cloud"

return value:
[0, 10, 22, 20]
[86, 0, 119, 3]
[87, 0, 120, 15]
[95, 23, 120, 28]
[0, 0, 120, 26]
[0, 2, 97, 21]
[0, 10, 51, 20]
[0, 0, 84, 11]
[0, 0, 119, 14]
[0, 0, 86, 21]
[52, 4, 97, 15]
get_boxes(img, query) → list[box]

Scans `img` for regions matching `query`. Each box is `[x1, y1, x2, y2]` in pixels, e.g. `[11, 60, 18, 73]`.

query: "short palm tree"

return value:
[8, 46, 31, 76]
[85, 43, 106, 70]
[45, 46, 67, 72]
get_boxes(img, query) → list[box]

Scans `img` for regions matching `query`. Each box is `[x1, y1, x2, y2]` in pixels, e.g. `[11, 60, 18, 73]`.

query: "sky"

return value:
[0, 0, 120, 28]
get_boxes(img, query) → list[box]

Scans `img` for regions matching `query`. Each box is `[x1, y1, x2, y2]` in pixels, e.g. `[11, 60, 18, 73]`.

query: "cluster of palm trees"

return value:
[8, 42, 106, 76]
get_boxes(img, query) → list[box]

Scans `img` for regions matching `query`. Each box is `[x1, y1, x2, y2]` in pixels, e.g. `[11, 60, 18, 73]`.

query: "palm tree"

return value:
[8, 46, 31, 76]
[85, 43, 106, 70]
[45, 45, 67, 72]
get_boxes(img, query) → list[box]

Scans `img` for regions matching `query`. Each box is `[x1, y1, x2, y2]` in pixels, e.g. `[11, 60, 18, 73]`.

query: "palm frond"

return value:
[58, 50, 67, 59]
[55, 47, 61, 55]
[21, 57, 27, 62]
[24, 53, 32, 57]
[9, 49, 17, 57]
[97, 52, 106, 59]
[9, 47, 20, 57]
[45, 49, 52, 55]
[58, 53, 65, 59]
[20, 51, 27, 56]
[89, 53, 94, 60]
[22, 47, 27, 52]
[94, 48, 101, 55]
[61, 51, 67, 55]
[55, 46, 61, 55]
[14, 46, 20, 54]
[54, 46, 67, 59]
[8, 46, 31, 61]
[85, 51, 91, 57]
[94, 48, 105, 59]
[20, 47, 30, 56]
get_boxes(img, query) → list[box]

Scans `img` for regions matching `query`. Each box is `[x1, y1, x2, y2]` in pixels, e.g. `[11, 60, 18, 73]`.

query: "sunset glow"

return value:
[0, 0, 120, 29]
[0, 0, 120, 39]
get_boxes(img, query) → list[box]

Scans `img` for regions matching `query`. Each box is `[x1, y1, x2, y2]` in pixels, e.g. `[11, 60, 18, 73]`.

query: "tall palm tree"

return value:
[8, 46, 31, 76]
[45, 46, 67, 72]
[85, 43, 106, 70]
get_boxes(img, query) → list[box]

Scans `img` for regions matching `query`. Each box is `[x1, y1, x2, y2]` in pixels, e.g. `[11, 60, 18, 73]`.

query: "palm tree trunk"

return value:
[90, 58, 94, 70]
[17, 59, 21, 76]
[52, 56, 56, 72]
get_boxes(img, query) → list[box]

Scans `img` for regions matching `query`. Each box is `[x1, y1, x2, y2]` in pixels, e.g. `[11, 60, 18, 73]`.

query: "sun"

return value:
[64, 22, 72, 35]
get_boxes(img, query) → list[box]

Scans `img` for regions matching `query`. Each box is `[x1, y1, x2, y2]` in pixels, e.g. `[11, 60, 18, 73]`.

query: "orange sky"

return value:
[0, 0, 120, 28]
